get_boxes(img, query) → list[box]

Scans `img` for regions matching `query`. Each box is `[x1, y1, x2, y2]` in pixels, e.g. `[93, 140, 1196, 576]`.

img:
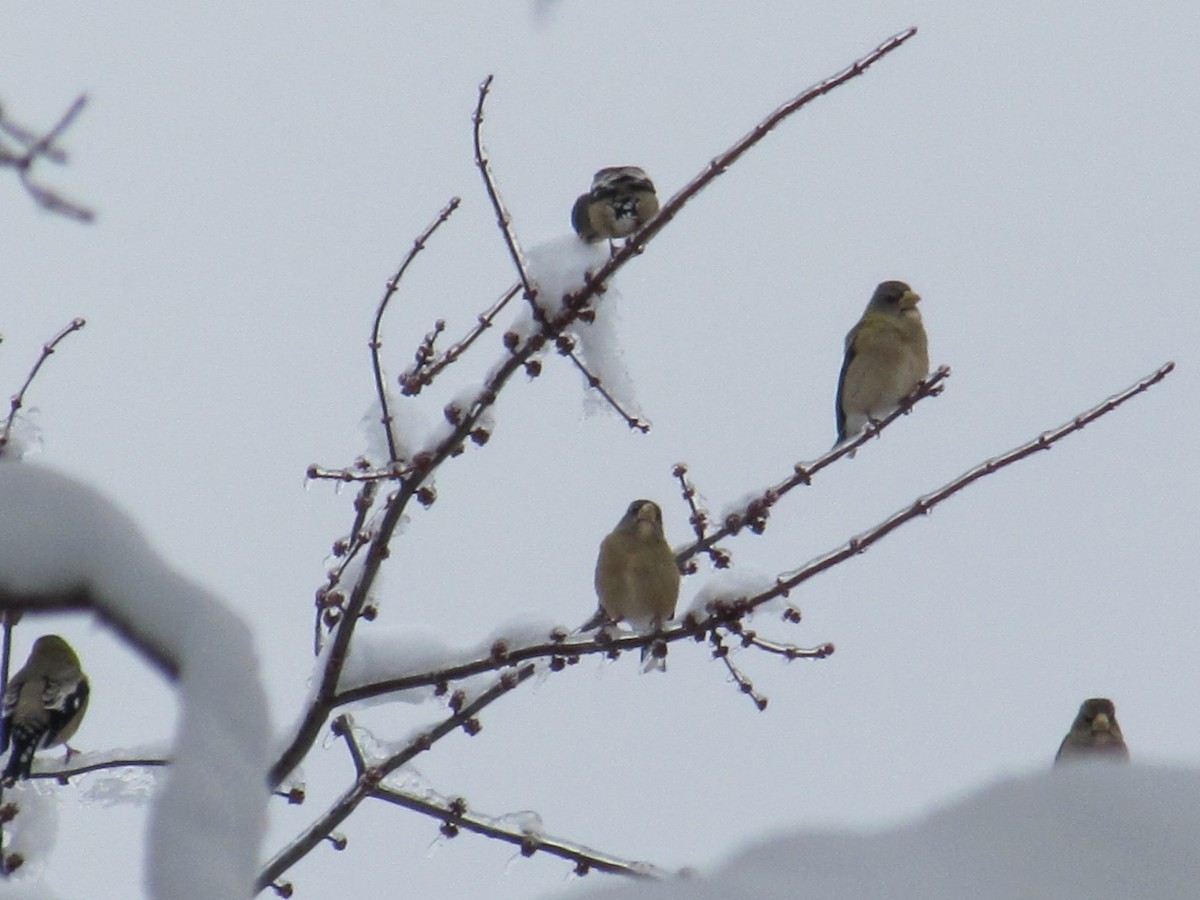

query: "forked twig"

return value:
[676, 366, 949, 566]
[472, 77, 537, 308]
[0, 95, 93, 221]
[742, 361, 1176, 612]
[271, 22, 925, 855]
[259, 665, 538, 890]
[402, 283, 521, 396]
[370, 197, 461, 462]
[0, 319, 86, 456]
[333, 362, 1171, 710]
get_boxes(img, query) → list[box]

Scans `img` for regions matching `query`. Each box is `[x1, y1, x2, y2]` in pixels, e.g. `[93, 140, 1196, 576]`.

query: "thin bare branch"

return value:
[556, 27, 919, 320]
[737, 360, 1177, 613]
[275, 26, 923, 794]
[314, 480, 380, 654]
[260, 665, 537, 891]
[561, 347, 649, 432]
[672, 463, 728, 570]
[0, 319, 86, 457]
[373, 783, 669, 879]
[709, 629, 768, 711]
[729, 624, 835, 661]
[401, 283, 521, 396]
[0, 95, 94, 221]
[26, 755, 169, 780]
[370, 197, 462, 462]
[334, 361, 1170, 709]
[472, 77, 538, 310]
[306, 464, 406, 483]
[676, 366, 949, 567]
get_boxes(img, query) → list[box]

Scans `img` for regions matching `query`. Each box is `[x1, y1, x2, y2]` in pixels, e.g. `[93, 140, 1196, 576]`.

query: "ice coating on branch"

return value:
[360, 392, 428, 463]
[688, 569, 781, 615]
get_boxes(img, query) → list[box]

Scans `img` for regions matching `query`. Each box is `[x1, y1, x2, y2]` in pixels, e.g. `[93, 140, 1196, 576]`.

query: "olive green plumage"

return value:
[1055, 697, 1129, 765]
[835, 280, 929, 448]
[591, 499, 680, 671]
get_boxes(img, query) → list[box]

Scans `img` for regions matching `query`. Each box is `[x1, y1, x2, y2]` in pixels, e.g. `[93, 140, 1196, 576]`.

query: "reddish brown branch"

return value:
[274, 25, 922, 798]
[672, 463, 728, 569]
[372, 782, 668, 879]
[676, 366, 948, 566]
[737, 361, 1176, 613]
[561, 349, 649, 432]
[370, 197, 462, 462]
[313, 479, 380, 654]
[709, 629, 768, 710]
[401, 284, 521, 396]
[259, 665, 537, 891]
[26, 755, 169, 780]
[0, 318, 86, 457]
[472, 77, 537, 309]
[555, 27, 919, 321]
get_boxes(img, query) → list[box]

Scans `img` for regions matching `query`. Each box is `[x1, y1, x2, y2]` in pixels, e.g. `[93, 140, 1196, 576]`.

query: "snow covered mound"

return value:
[569, 765, 1200, 900]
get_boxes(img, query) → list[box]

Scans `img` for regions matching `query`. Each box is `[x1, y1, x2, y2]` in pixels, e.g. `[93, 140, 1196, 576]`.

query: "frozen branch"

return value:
[259, 665, 537, 891]
[731, 361, 1177, 613]
[472, 76, 537, 312]
[373, 781, 668, 879]
[554, 27, 919, 321]
[676, 366, 949, 567]
[401, 283, 521, 396]
[370, 197, 461, 462]
[0, 318, 86, 458]
[333, 361, 1170, 710]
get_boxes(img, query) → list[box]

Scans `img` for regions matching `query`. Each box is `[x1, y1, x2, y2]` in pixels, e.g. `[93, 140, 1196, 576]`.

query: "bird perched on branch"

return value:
[1, 634, 90, 780]
[1054, 697, 1129, 765]
[588, 499, 680, 672]
[835, 280, 929, 452]
[572, 166, 660, 243]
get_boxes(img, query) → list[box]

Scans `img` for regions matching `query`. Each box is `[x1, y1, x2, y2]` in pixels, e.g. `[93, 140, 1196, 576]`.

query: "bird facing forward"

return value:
[1, 634, 90, 780]
[591, 499, 680, 671]
[571, 166, 659, 243]
[1054, 697, 1129, 765]
[835, 280, 930, 449]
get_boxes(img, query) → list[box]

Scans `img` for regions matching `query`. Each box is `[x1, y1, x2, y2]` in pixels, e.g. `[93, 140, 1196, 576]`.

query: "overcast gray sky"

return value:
[5, 1, 1198, 897]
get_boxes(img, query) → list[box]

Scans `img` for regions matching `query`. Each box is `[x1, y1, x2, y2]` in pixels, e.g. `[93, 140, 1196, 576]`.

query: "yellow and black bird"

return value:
[2, 634, 90, 780]
[571, 166, 659, 243]
[1054, 697, 1129, 765]
[588, 499, 680, 671]
[835, 280, 929, 450]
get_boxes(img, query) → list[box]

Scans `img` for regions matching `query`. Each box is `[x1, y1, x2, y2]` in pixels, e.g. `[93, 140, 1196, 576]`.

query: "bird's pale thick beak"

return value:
[1092, 712, 1111, 732]
[636, 504, 657, 523]
[899, 290, 922, 310]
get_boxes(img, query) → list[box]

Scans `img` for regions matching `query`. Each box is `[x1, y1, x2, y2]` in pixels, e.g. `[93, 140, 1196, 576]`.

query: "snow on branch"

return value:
[0, 464, 268, 900]
[259, 665, 538, 893]
[0, 319, 86, 460]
